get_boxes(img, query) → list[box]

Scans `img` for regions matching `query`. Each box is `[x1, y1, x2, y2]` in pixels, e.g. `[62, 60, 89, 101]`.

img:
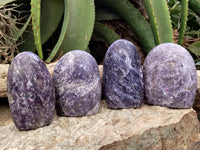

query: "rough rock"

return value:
[53, 50, 101, 116]
[7, 52, 55, 130]
[193, 70, 200, 120]
[0, 101, 199, 149]
[187, 140, 200, 150]
[103, 39, 144, 109]
[143, 43, 197, 108]
[0, 64, 8, 97]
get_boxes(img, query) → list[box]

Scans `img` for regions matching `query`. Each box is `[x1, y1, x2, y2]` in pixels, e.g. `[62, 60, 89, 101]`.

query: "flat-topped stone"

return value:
[0, 101, 199, 149]
[53, 50, 101, 117]
[7, 52, 55, 130]
[143, 43, 197, 109]
[103, 39, 144, 109]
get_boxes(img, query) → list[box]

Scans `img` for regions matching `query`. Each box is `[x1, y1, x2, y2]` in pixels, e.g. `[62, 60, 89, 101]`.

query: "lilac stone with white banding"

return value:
[7, 52, 55, 130]
[53, 50, 101, 116]
[103, 39, 144, 109]
[143, 43, 197, 108]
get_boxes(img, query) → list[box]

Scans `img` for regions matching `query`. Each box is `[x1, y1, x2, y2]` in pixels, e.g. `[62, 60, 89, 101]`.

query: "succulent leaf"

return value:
[31, 0, 43, 59]
[95, 8, 120, 21]
[17, 25, 36, 52]
[60, 0, 95, 54]
[45, 0, 69, 63]
[143, 0, 174, 44]
[188, 41, 200, 56]
[14, 15, 32, 42]
[100, 0, 155, 54]
[40, 0, 64, 44]
[46, 0, 95, 63]
[94, 22, 120, 45]
[178, 0, 188, 45]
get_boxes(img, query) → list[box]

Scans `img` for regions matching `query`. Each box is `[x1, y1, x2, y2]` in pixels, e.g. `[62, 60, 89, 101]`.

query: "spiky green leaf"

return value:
[100, 0, 155, 54]
[144, 0, 174, 44]
[46, 0, 95, 62]
[45, 0, 69, 63]
[17, 25, 36, 52]
[94, 22, 120, 45]
[14, 15, 32, 41]
[188, 41, 200, 56]
[96, 9, 120, 21]
[178, 0, 188, 45]
[40, 0, 64, 44]
[31, 0, 43, 59]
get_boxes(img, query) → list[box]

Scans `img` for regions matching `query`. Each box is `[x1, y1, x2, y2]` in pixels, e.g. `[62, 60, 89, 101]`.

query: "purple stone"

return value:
[7, 52, 55, 131]
[143, 43, 197, 108]
[103, 39, 144, 109]
[53, 50, 101, 117]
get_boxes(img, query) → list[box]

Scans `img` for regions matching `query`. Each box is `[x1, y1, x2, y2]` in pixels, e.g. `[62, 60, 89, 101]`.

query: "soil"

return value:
[0, 98, 12, 127]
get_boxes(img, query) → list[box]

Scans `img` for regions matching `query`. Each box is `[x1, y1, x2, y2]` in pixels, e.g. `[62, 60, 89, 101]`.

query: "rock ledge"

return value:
[0, 100, 199, 149]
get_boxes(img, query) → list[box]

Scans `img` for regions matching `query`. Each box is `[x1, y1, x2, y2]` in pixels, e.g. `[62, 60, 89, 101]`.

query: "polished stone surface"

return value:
[7, 52, 55, 130]
[53, 50, 101, 116]
[103, 39, 144, 109]
[143, 43, 197, 108]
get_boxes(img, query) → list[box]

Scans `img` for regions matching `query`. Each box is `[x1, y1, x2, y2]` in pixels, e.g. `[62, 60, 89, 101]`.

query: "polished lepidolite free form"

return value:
[53, 50, 101, 117]
[7, 52, 55, 131]
[103, 39, 144, 109]
[143, 43, 197, 108]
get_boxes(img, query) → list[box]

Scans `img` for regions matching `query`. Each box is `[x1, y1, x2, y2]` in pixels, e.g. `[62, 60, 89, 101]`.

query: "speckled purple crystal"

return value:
[7, 52, 55, 131]
[103, 39, 144, 109]
[53, 50, 101, 117]
[143, 43, 197, 108]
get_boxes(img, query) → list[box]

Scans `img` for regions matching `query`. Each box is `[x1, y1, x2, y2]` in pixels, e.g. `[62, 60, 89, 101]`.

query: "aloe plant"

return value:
[93, 22, 120, 45]
[45, 0, 69, 62]
[17, 25, 36, 53]
[31, 0, 43, 59]
[40, 0, 64, 45]
[30, 0, 64, 60]
[188, 41, 200, 56]
[143, 0, 174, 44]
[100, 0, 156, 54]
[3, 0, 200, 64]
[14, 15, 32, 43]
[178, 0, 188, 45]
[29, 0, 95, 63]
[46, 0, 95, 62]
[58, 0, 94, 56]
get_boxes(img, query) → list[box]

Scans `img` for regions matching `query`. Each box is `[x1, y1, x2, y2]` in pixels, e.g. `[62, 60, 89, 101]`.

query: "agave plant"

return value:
[97, 0, 188, 49]
[1, 0, 95, 63]
[29, 0, 95, 62]
[1, 0, 200, 64]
